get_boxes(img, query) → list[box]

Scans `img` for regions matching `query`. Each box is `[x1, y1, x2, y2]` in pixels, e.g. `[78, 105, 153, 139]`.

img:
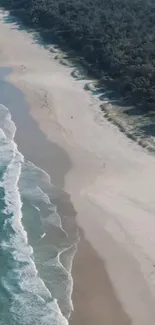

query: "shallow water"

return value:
[0, 69, 78, 325]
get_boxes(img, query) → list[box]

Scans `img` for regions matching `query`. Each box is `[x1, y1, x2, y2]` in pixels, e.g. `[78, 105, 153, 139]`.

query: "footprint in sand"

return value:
[21, 64, 27, 71]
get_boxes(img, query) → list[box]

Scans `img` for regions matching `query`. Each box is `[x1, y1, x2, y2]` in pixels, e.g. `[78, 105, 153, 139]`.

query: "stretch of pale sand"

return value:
[1, 9, 155, 325]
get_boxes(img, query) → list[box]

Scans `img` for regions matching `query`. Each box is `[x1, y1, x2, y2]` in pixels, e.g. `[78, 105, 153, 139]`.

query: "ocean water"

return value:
[0, 103, 77, 325]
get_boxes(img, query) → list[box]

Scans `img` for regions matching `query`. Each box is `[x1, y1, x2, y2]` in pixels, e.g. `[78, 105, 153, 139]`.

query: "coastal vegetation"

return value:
[1, 0, 155, 112]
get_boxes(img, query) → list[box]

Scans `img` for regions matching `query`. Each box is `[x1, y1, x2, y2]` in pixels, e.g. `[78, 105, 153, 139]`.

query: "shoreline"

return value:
[70, 233, 130, 325]
[0, 8, 155, 324]
[0, 69, 131, 325]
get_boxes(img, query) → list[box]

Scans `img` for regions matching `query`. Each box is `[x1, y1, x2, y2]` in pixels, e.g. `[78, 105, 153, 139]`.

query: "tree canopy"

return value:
[1, 0, 155, 112]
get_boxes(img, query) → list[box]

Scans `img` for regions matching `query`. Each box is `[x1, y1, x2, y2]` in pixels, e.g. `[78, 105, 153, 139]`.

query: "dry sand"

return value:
[0, 9, 155, 325]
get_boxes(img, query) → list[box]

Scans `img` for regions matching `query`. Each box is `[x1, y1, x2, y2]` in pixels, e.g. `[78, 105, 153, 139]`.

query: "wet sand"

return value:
[0, 67, 131, 325]
[70, 234, 130, 325]
[0, 9, 155, 325]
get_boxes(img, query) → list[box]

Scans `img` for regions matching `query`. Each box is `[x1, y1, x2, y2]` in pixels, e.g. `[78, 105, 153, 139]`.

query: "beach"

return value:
[0, 9, 155, 325]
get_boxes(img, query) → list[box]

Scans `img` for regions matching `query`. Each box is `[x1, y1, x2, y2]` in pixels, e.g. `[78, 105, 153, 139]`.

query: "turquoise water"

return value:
[0, 73, 77, 324]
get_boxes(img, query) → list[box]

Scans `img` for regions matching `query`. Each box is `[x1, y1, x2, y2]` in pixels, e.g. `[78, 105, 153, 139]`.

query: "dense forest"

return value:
[1, 0, 155, 112]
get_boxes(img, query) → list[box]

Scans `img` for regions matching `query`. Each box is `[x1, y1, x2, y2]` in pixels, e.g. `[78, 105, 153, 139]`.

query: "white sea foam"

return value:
[0, 104, 73, 325]
[0, 104, 16, 139]
[19, 161, 68, 232]
[18, 160, 76, 318]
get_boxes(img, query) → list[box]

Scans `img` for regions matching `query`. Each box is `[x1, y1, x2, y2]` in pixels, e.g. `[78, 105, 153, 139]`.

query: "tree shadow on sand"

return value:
[3, 9, 155, 152]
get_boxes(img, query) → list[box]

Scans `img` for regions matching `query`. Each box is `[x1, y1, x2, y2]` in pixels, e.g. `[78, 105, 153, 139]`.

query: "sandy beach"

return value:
[1, 9, 155, 325]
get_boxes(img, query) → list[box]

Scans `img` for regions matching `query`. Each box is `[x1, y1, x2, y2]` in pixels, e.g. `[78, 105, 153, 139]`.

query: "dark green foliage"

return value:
[1, 0, 155, 111]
